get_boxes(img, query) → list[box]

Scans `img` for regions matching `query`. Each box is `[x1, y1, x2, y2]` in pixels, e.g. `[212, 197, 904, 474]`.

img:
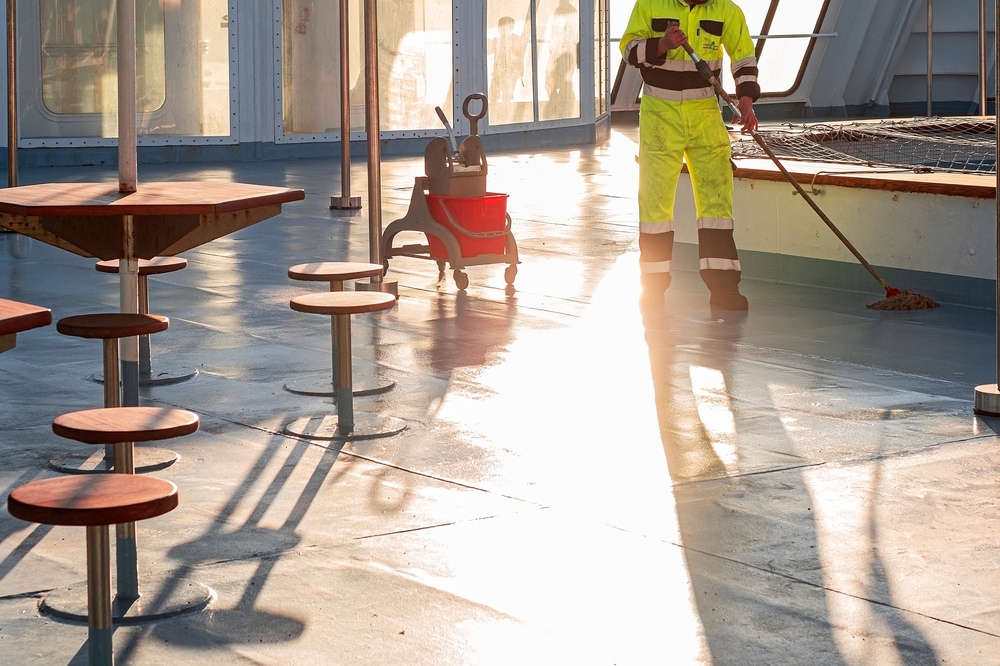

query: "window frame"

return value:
[754, 0, 833, 99]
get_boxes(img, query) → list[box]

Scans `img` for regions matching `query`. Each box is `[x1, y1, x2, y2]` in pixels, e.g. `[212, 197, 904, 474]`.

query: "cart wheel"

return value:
[504, 264, 517, 285]
[453, 270, 469, 290]
[436, 260, 446, 280]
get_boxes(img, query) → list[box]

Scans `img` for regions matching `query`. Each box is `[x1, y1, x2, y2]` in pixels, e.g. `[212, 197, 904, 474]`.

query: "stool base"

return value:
[40, 574, 215, 625]
[283, 413, 406, 441]
[48, 447, 180, 475]
[354, 279, 398, 297]
[330, 195, 362, 210]
[283, 369, 395, 397]
[92, 365, 199, 387]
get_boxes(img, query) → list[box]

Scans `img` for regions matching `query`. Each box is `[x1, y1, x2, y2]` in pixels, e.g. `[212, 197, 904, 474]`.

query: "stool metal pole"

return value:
[335, 312, 354, 430]
[138, 275, 151, 376]
[113, 437, 138, 603]
[102, 340, 120, 468]
[86, 525, 114, 666]
[330, 279, 343, 393]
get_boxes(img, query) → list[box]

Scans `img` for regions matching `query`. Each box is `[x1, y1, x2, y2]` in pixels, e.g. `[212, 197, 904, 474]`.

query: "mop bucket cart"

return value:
[381, 177, 519, 290]
[381, 93, 519, 290]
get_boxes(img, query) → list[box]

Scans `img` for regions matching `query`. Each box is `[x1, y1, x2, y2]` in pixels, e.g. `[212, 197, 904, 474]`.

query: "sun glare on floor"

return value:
[689, 365, 738, 468]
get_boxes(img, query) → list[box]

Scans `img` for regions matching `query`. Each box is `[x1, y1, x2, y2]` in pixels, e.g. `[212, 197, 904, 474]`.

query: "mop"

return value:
[679, 44, 939, 310]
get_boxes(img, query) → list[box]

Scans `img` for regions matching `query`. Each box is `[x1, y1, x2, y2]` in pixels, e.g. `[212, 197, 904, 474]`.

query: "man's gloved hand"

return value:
[737, 96, 758, 134]
[657, 26, 688, 56]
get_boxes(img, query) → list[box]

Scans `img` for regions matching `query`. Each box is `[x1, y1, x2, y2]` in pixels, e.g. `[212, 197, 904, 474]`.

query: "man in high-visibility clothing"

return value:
[621, 0, 759, 310]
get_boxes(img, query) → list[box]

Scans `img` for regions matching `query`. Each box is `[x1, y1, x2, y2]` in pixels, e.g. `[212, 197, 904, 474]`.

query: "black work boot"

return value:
[702, 269, 748, 311]
[640, 272, 672, 308]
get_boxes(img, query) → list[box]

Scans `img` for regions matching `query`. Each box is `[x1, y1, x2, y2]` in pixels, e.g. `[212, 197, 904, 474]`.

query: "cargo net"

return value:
[731, 117, 997, 174]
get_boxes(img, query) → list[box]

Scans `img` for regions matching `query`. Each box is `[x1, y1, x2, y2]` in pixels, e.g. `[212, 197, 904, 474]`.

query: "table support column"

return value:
[117, 214, 141, 603]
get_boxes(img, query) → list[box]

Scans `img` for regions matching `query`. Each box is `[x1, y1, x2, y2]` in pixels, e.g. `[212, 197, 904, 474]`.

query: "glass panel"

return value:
[487, 0, 534, 125]
[40, 0, 164, 115]
[757, 0, 827, 92]
[35, 0, 231, 138]
[281, 1, 346, 134]
[538, 0, 581, 121]
[378, 0, 453, 131]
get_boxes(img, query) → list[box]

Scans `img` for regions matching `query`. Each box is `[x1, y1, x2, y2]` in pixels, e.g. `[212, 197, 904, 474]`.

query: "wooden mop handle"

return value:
[680, 43, 743, 120]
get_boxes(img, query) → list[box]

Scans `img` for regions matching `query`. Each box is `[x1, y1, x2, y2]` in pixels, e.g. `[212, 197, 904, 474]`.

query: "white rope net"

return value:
[731, 117, 996, 174]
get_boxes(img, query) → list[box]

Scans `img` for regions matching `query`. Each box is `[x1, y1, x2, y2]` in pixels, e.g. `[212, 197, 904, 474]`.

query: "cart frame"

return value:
[382, 176, 519, 290]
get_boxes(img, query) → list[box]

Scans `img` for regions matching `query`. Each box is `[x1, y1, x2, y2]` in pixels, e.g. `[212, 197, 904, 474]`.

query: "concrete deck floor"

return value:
[1, 128, 999, 665]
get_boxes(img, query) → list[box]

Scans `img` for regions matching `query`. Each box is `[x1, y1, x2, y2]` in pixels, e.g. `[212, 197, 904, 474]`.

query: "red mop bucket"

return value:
[425, 193, 510, 259]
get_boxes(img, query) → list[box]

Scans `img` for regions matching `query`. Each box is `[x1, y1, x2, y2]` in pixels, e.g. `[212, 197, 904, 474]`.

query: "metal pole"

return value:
[86, 525, 113, 666]
[117, 215, 140, 603]
[926, 0, 933, 117]
[331, 0, 361, 210]
[973, 0, 1000, 415]
[365, 0, 382, 276]
[335, 313, 353, 430]
[6, 0, 17, 187]
[118, 0, 137, 192]
[980, 0, 988, 116]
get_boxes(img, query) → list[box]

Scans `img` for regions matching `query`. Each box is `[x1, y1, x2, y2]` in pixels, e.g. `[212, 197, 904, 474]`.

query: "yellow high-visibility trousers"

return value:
[637, 95, 741, 281]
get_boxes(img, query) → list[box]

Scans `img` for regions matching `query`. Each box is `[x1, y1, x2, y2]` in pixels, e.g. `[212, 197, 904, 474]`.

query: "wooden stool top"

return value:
[8, 474, 178, 527]
[57, 313, 169, 339]
[0, 298, 52, 336]
[290, 291, 396, 316]
[96, 257, 188, 276]
[53, 406, 200, 444]
[288, 262, 384, 283]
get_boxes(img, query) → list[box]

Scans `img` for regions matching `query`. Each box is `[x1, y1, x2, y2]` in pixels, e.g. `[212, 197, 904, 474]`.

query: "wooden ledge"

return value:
[57, 313, 169, 339]
[8, 475, 178, 527]
[53, 406, 200, 444]
[731, 157, 996, 199]
[291, 291, 397, 316]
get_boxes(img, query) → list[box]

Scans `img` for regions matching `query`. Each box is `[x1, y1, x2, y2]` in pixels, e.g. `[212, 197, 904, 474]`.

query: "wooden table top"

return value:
[0, 180, 306, 260]
[8, 474, 178, 527]
[0, 298, 52, 336]
[0, 181, 305, 217]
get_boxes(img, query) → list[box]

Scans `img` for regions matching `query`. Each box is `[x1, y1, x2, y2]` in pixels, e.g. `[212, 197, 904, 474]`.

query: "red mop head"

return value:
[866, 289, 939, 310]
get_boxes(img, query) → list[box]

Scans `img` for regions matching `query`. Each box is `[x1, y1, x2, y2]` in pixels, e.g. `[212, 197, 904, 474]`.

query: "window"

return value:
[32, 0, 232, 139]
[280, 0, 453, 137]
[486, 0, 581, 126]
[40, 0, 166, 116]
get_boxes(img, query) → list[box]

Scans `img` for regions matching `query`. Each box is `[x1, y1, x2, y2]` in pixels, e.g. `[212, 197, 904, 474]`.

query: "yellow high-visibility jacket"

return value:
[620, 0, 759, 103]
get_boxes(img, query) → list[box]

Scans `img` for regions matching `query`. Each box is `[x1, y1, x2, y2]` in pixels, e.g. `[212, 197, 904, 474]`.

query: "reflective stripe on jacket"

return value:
[620, 0, 759, 103]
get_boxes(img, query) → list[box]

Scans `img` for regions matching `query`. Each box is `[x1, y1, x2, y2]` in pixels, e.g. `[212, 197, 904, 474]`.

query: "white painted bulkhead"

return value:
[673, 171, 996, 304]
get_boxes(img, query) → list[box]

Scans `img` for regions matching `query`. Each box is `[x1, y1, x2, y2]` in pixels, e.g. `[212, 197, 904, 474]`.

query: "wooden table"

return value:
[0, 180, 305, 403]
[0, 298, 52, 353]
